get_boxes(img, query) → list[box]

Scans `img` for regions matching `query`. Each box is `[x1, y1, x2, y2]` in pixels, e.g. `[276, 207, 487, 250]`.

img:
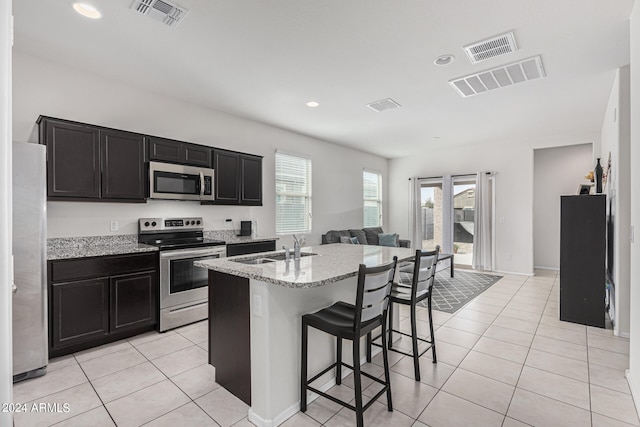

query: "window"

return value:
[363, 169, 382, 227]
[275, 152, 312, 234]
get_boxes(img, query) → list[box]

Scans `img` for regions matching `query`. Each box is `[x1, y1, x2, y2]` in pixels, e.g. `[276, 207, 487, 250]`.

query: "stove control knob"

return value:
[144, 221, 150, 227]
[151, 221, 157, 227]
[196, 220, 201, 225]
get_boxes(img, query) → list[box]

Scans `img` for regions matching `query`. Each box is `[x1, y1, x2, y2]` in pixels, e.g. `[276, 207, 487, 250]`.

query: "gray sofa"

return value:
[321, 227, 410, 248]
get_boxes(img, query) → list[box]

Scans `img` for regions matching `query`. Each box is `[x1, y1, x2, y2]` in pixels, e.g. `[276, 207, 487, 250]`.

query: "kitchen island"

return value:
[195, 243, 414, 427]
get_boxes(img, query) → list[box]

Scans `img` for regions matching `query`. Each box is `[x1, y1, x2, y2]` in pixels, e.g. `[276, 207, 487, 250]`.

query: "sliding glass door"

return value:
[452, 177, 476, 266]
[417, 174, 489, 269]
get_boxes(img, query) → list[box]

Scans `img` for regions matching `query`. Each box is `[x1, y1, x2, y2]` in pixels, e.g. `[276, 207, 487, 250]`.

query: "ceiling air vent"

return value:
[367, 98, 401, 112]
[449, 55, 546, 98]
[464, 32, 517, 64]
[131, 0, 188, 27]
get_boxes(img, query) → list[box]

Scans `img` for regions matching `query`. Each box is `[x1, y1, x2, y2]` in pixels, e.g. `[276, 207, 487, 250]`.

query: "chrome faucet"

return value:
[283, 245, 290, 262]
[293, 235, 301, 260]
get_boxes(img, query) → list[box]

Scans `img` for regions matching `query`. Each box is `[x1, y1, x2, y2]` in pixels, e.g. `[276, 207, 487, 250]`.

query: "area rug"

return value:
[417, 270, 503, 314]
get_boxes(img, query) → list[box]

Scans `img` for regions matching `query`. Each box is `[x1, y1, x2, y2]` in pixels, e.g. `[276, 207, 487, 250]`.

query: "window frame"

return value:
[363, 168, 383, 228]
[275, 151, 312, 235]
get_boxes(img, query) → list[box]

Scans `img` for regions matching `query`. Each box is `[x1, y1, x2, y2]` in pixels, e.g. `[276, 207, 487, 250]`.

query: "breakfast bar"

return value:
[195, 243, 414, 426]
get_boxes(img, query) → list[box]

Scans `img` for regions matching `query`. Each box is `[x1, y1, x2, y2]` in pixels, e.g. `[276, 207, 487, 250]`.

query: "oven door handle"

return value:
[160, 248, 226, 259]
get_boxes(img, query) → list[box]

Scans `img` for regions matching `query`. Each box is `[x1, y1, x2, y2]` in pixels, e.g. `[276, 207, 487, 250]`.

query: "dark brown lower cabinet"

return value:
[51, 278, 109, 350]
[49, 253, 159, 357]
[110, 271, 157, 333]
[226, 240, 276, 257]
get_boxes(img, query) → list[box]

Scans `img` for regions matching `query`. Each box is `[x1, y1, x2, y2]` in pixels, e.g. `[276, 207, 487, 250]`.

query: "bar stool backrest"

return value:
[412, 246, 439, 300]
[355, 257, 398, 327]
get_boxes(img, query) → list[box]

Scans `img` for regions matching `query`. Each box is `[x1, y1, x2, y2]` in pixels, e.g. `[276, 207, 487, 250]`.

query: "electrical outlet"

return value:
[110, 220, 118, 231]
[505, 254, 512, 261]
[499, 217, 505, 224]
[253, 294, 263, 317]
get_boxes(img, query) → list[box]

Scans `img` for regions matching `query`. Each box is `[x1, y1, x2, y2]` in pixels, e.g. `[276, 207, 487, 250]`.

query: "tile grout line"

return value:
[503, 273, 555, 425]
[414, 275, 528, 425]
[64, 333, 213, 426]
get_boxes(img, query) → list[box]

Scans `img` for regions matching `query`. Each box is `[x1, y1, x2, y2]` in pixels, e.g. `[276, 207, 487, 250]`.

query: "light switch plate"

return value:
[110, 220, 118, 231]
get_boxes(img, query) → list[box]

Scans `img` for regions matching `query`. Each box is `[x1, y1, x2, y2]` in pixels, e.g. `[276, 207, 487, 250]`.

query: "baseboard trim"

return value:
[248, 346, 384, 426]
[493, 269, 534, 277]
[625, 370, 640, 420]
[618, 330, 631, 339]
[533, 266, 559, 271]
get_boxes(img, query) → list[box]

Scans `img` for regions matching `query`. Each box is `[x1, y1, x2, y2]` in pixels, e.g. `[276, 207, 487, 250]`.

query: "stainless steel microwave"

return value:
[149, 161, 214, 201]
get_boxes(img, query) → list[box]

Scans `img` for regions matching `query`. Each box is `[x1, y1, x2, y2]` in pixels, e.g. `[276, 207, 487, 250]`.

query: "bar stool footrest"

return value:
[370, 330, 434, 358]
[306, 379, 388, 413]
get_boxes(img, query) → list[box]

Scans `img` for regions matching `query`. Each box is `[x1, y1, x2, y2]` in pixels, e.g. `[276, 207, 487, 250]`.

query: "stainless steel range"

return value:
[138, 217, 226, 331]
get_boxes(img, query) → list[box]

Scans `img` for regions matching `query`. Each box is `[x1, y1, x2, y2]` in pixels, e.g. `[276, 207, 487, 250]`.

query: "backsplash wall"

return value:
[46, 199, 259, 238]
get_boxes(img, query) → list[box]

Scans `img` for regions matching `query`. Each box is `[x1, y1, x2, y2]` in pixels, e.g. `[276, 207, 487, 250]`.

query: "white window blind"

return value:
[363, 169, 382, 227]
[276, 152, 312, 234]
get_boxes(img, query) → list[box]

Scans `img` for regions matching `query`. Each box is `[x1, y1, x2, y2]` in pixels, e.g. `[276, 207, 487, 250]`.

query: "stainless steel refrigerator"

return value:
[12, 142, 48, 382]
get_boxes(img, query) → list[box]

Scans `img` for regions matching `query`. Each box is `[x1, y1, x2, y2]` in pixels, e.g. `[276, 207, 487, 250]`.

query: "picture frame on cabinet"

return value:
[578, 184, 592, 195]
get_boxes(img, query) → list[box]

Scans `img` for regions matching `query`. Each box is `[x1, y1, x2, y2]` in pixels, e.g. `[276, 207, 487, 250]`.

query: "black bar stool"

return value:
[367, 247, 439, 381]
[300, 257, 398, 427]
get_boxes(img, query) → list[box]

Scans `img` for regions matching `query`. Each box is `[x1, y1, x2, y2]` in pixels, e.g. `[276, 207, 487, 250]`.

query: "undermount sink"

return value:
[231, 252, 317, 265]
[234, 258, 277, 265]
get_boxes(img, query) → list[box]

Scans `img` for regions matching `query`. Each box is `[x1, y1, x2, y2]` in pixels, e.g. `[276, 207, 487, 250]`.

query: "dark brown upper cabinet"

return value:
[240, 154, 262, 205]
[101, 129, 146, 200]
[210, 149, 263, 206]
[213, 149, 241, 204]
[39, 117, 146, 202]
[38, 116, 262, 205]
[44, 120, 101, 199]
[148, 136, 211, 168]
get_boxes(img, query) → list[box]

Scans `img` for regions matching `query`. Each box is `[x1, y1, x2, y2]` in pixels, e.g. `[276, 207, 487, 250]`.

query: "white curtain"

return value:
[472, 172, 493, 270]
[409, 177, 422, 250]
[441, 175, 454, 254]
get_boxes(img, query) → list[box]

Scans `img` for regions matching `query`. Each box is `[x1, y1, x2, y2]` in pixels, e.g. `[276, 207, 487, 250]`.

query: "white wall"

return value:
[388, 134, 598, 276]
[12, 52, 388, 247]
[601, 66, 631, 337]
[533, 143, 593, 270]
[0, 1, 13, 425]
[627, 0, 640, 408]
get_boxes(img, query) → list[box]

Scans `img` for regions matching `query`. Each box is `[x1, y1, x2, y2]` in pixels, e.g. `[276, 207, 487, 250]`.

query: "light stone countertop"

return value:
[194, 243, 415, 288]
[47, 235, 159, 260]
[47, 233, 276, 260]
[48, 243, 158, 260]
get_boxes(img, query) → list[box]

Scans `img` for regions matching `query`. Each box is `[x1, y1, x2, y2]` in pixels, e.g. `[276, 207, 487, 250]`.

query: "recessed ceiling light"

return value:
[72, 2, 102, 19]
[306, 101, 319, 108]
[434, 54, 455, 66]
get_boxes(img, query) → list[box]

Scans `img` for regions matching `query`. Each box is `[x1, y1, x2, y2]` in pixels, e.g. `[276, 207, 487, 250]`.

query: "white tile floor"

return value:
[12, 270, 640, 426]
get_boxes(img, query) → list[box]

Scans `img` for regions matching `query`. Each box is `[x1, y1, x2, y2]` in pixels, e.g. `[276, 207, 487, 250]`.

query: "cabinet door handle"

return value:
[12, 284, 17, 294]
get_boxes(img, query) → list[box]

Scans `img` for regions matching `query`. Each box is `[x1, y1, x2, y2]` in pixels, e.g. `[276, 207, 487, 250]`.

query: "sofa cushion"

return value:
[325, 230, 351, 244]
[363, 227, 384, 245]
[340, 236, 359, 244]
[378, 233, 399, 247]
[349, 229, 368, 245]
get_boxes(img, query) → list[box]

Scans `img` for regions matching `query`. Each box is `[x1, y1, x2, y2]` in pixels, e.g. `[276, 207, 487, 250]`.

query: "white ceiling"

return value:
[12, 0, 634, 158]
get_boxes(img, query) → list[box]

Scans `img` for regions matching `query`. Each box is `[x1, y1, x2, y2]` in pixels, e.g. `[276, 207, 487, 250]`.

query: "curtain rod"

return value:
[409, 171, 495, 180]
